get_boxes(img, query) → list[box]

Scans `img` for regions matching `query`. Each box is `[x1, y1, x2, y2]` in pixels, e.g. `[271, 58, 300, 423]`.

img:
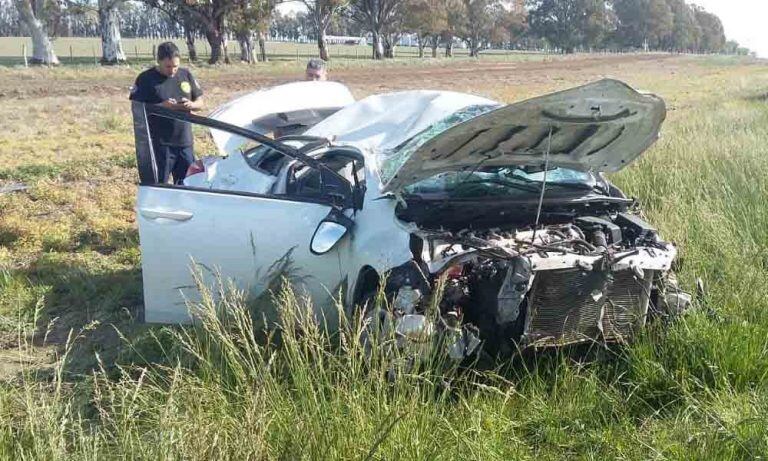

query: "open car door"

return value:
[132, 103, 355, 324]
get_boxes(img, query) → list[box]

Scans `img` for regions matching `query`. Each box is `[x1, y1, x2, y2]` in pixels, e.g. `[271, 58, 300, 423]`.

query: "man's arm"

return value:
[182, 71, 204, 112]
[129, 74, 150, 102]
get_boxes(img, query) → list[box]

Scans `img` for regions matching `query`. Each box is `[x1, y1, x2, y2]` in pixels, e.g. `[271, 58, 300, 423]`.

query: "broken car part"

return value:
[134, 79, 689, 356]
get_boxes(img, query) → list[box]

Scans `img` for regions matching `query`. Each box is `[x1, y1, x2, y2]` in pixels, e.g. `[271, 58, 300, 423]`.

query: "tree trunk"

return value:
[317, 30, 329, 61]
[417, 36, 425, 58]
[257, 30, 267, 62]
[205, 22, 231, 65]
[468, 39, 479, 58]
[183, 21, 197, 61]
[383, 36, 394, 58]
[431, 35, 438, 58]
[14, 0, 59, 65]
[99, 0, 126, 65]
[222, 34, 230, 64]
[445, 40, 453, 57]
[371, 30, 383, 59]
[237, 31, 254, 63]
[205, 29, 223, 64]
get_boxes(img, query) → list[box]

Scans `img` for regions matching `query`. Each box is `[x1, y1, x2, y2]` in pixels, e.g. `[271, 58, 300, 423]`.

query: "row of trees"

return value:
[528, 0, 733, 54]
[3, 0, 749, 66]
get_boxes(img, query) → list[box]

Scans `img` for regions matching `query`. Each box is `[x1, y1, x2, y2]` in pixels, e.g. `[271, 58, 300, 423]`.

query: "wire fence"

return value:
[0, 36, 716, 67]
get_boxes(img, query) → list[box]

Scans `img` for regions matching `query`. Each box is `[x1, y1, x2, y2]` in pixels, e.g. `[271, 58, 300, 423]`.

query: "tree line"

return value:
[2, 0, 751, 66]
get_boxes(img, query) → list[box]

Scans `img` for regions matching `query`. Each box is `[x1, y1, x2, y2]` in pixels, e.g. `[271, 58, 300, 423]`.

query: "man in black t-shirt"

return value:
[129, 42, 204, 184]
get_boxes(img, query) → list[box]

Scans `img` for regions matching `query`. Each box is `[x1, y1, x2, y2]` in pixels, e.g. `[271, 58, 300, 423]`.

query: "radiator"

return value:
[522, 268, 652, 347]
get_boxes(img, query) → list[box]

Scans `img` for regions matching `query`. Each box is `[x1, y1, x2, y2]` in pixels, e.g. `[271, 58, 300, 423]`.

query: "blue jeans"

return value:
[155, 144, 194, 185]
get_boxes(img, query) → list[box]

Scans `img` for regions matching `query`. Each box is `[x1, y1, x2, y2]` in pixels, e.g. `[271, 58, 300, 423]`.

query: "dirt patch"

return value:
[0, 334, 55, 382]
[0, 54, 696, 102]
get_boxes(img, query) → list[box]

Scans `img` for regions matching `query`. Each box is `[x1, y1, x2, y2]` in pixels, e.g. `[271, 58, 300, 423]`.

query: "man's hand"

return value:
[160, 98, 182, 110]
[159, 98, 203, 112]
[180, 97, 204, 112]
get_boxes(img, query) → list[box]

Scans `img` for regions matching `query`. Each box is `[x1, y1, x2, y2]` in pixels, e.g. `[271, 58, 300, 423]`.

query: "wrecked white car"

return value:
[131, 79, 689, 355]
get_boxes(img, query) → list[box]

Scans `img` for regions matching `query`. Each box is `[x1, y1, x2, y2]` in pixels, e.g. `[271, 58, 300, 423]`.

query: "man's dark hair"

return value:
[306, 58, 327, 71]
[157, 42, 180, 61]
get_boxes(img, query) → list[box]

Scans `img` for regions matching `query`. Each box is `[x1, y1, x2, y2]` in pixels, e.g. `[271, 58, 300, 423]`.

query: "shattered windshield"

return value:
[377, 104, 500, 185]
[404, 167, 599, 198]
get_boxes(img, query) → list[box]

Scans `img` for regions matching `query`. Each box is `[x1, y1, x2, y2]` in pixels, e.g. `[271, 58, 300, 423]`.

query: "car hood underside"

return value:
[381, 79, 666, 194]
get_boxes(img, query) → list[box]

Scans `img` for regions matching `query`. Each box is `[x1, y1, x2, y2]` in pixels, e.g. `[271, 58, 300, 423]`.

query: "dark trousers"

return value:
[155, 144, 195, 184]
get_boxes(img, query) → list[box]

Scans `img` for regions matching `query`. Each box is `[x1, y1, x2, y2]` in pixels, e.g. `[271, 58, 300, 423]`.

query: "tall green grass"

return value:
[3, 274, 766, 459]
[2, 61, 768, 459]
[1, 277, 503, 459]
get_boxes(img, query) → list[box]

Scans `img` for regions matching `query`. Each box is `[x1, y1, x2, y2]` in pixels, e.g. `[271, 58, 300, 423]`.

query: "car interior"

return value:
[286, 148, 365, 199]
[240, 143, 365, 202]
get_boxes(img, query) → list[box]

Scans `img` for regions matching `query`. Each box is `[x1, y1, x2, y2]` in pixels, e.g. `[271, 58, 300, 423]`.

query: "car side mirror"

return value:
[310, 209, 354, 255]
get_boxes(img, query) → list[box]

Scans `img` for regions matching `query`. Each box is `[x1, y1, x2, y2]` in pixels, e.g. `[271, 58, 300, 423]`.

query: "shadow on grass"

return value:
[742, 91, 768, 103]
[2, 230, 157, 380]
[23, 262, 145, 374]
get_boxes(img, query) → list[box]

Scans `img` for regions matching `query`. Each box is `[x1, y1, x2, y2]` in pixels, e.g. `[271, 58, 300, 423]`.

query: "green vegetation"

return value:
[1, 55, 768, 459]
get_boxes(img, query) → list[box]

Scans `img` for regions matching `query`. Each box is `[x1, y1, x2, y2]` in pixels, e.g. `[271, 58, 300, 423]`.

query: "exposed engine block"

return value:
[378, 213, 689, 356]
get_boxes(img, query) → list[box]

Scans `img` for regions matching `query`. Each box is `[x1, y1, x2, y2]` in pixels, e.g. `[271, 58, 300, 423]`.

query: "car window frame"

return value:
[133, 102, 359, 209]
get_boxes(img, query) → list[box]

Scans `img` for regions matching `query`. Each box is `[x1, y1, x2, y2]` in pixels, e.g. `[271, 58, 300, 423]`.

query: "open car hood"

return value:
[381, 79, 666, 194]
[207, 81, 355, 157]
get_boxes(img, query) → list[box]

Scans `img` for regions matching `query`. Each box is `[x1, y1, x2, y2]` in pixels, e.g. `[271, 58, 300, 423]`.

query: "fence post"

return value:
[92, 45, 97, 65]
[152, 44, 156, 60]
[22, 44, 28, 67]
[69, 45, 73, 64]
[135, 45, 139, 60]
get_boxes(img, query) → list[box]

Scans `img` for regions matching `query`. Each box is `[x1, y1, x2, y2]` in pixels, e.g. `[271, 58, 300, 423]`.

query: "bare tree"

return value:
[382, 6, 405, 57]
[13, 0, 60, 64]
[144, 0, 234, 64]
[302, 0, 345, 60]
[348, 0, 404, 59]
[142, 3, 198, 60]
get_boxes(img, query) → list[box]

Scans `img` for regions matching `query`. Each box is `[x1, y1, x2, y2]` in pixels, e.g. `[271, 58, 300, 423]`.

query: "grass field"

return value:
[2, 54, 768, 459]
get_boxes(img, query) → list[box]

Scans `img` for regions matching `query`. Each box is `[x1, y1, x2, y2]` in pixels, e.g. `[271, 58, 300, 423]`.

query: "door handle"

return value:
[139, 208, 194, 221]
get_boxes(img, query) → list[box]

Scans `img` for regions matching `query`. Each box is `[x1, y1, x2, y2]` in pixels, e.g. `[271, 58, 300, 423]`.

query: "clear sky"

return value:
[691, 0, 767, 57]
